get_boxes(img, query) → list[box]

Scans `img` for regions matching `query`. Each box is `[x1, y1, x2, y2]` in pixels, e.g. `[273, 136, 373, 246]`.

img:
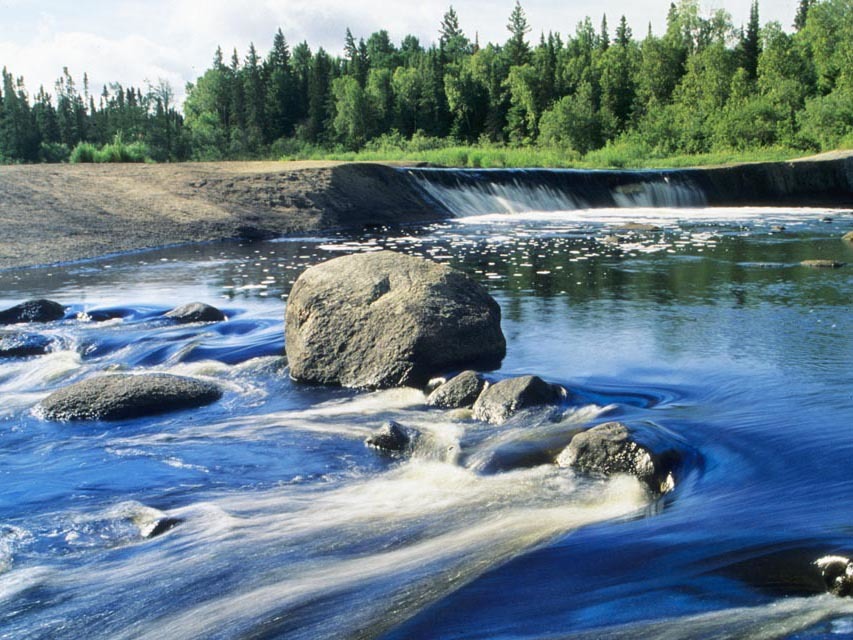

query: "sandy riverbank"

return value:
[0, 161, 437, 270]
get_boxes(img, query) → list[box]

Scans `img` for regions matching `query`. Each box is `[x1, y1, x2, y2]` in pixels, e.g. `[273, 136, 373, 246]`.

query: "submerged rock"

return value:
[800, 259, 845, 269]
[165, 302, 226, 324]
[365, 420, 419, 455]
[556, 421, 678, 494]
[285, 251, 505, 389]
[0, 333, 53, 358]
[816, 555, 853, 597]
[472, 375, 565, 425]
[0, 299, 65, 325]
[427, 370, 487, 409]
[38, 373, 222, 421]
[613, 222, 662, 232]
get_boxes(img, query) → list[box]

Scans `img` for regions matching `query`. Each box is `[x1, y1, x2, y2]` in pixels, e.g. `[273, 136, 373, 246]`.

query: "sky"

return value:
[0, 0, 800, 104]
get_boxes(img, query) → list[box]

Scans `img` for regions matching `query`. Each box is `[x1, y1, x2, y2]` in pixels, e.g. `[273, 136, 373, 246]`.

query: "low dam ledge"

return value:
[0, 152, 851, 270]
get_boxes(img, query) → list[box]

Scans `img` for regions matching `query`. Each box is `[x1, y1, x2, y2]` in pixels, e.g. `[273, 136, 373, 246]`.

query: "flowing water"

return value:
[1, 171, 853, 639]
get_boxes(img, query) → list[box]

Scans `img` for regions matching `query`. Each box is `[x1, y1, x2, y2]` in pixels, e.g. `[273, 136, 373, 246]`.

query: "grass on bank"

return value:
[274, 133, 818, 169]
[280, 144, 804, 169]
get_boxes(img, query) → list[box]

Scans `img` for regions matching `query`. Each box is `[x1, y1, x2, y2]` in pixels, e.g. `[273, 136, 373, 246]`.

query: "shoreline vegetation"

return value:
[1, 0, 851, 170]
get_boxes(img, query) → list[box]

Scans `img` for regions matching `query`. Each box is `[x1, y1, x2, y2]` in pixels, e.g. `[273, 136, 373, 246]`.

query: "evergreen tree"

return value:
[440, 6, 470, 61]
[739, 1, 761, 80]
[265, 29, 296, 142]
[794, 0, 814, 30]
[505, 1, 531, 66]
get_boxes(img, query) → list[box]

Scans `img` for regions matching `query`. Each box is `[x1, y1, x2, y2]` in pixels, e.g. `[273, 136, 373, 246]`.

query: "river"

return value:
[1, 171, 852, 638]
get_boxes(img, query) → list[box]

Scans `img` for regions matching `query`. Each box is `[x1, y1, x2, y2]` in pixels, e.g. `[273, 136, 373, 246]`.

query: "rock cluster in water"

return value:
[0, 333, 54, 358]
[285, 251, 505, 389]
[39, 373, 222, 421]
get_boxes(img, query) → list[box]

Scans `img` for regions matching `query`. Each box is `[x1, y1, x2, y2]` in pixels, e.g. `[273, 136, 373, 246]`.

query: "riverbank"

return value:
[2, 151, 852, 270]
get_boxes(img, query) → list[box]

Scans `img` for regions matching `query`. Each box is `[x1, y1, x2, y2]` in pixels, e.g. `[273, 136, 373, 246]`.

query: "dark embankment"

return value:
[404, 151, 853, 215]
[1, 152, 851, 270]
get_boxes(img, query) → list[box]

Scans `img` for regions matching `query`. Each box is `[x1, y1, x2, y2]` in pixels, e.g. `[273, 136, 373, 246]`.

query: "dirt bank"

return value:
[0, 161, 438, 270]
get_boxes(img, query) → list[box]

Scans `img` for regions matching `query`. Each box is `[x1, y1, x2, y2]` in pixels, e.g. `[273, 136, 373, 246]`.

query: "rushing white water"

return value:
[408, 171, 708, 216]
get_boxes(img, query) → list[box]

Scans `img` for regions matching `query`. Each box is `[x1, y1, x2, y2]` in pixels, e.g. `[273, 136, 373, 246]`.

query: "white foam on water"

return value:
[554, 594, 853, 640]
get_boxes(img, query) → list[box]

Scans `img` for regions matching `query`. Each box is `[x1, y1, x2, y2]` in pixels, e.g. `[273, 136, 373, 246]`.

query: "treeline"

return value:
[0, 69, 187, 163]
[1, 0, 852, 164]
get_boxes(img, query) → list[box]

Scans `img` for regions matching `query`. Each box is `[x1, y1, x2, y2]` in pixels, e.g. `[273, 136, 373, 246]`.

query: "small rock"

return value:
[557, 422, 678, 494]
[365, 420, 418, 455]
[800, 259, 845, 269]
[38, 373, 223, 421]
[613, 222, 662, 232]
[770, 225, 786, 233]
[0, 333, 53, 358]
[842, 231, 853, 244]
[822, 216, 834, 223]
[472, 375, 565, 425]
[816, 556, 853, 597]
[142, 517, 183, 539]
[427, 371, 487, 409]
[0, 299, 65, 325]
[165, 302, 226, 324]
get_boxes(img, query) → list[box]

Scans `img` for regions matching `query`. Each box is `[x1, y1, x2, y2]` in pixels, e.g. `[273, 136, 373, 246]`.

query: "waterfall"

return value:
[404, 168, 708, 216]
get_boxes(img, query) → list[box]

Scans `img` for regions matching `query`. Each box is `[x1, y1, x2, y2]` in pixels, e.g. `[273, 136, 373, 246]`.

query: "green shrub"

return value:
[70, 142, 97, 163]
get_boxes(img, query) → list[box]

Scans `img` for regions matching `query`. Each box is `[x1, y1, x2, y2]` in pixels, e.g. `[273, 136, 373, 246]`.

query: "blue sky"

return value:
[0, 0, 799, 103]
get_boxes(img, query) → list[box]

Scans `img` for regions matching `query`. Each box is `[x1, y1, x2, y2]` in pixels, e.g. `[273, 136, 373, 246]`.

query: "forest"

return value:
[0, 0, 851, 166]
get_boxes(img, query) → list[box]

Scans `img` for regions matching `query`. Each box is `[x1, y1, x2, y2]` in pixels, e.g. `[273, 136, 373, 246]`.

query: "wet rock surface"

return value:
[165, 302, 227, 324]
[0, 333, 53, 358]
[0, 299, 65, 325]
[817, 555, 853, 597]
[365, 420, 419, 455]
[557, 421, 679, 494]
[39, 373, 222, 421]
[285, 251, 505, 389]
[426, 370, 487, 409]
[472, 375, 565, 425]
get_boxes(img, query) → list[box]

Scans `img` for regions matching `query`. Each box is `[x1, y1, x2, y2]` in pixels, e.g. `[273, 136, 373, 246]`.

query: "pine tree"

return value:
[505, 1, 531, 66]
[741, 0, 760, 80]
[265, 29, 295, 141]
[243, 43, 265, 150]
[440, 6, 470, 61]
[600, 15, 610, 51]
[794, 0, 813, 30]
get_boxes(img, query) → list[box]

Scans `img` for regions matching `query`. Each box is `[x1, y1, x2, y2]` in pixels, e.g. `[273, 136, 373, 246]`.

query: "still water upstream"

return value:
[1, 179, 852, 638]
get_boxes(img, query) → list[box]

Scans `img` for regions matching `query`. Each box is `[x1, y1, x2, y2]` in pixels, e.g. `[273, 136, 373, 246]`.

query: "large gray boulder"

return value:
[0, 299, 65, 325]
[427, 370, 486, 409]
[556, 422, 678, 494]
[285, 251, 505, 389]
[472, 375, 565, 424]
[38, 373, 222, 421]
[165, 302, 226, 324]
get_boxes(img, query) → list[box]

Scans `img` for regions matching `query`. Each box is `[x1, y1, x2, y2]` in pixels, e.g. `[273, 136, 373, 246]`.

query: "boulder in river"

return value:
[165, 302, 226, 324]
[365, 420, 419, 455]
[816, 555, 853, 597]
[556, 421, 678, 494]
[472, 375, 565, 425]
[0, 299, 65, 325]
[0, 333, 53, 358]
[38, 373, 222, 421]
[285, 251, 505, 389]
[427, 370, 487, 409]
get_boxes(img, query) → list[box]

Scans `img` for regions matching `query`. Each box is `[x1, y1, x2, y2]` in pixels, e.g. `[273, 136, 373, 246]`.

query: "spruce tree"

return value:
[505, 1, 531, 66]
